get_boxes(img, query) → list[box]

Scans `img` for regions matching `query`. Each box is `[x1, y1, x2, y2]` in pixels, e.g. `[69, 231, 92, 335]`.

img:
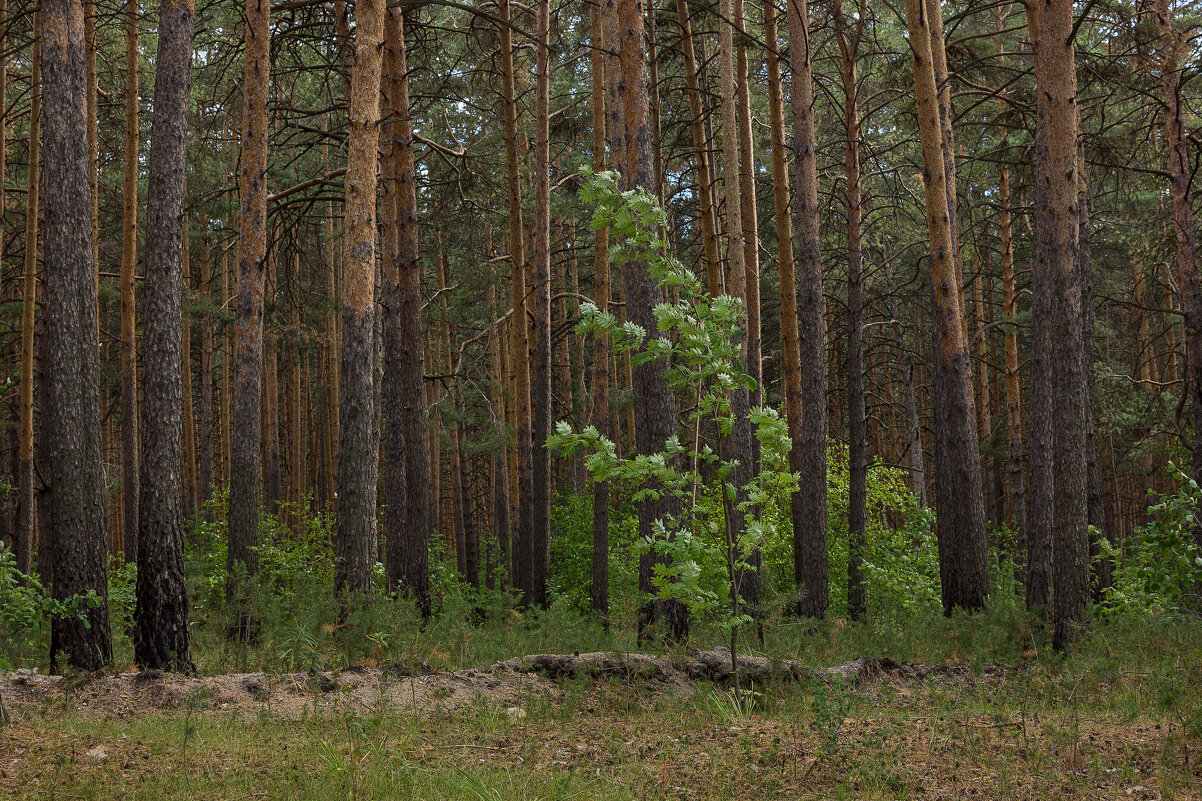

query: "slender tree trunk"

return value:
[181, 228, 196, 521]
[905, 0, 988, 614]
[381, 7, 431, 616]
[715, 0, 759, 618]
[1153, 0, 1202, 574]
[16, 24, 39, 578]
[198, 221, 214, 520]
[1077, 147, 1110, 600]
[835, 3, 867, 621]
[120, 0, 140, 563]
[262, 254, 281, 513]
[227, 0, 270, 619]
[617, 0, 687, 639]
[997, 18, 1025, 545]
[1029, 0, 1089, 648]
[529, 0, 552, 607]
[787, 0, 828, 618]
[134, 0, 195, 673]
[590, 0, 610, 621]
[43, 0, 111, 671]
[335, 0, 384, 598]
[674, 0, 721, 297]
[499, 0, 534, 601]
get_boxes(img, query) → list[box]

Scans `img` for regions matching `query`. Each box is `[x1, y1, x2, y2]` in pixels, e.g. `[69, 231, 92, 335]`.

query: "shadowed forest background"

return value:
[0, 0, 1200, 796]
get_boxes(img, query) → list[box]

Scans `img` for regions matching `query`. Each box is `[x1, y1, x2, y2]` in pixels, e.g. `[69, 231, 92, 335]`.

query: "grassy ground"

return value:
[3, 611, 1200, 800]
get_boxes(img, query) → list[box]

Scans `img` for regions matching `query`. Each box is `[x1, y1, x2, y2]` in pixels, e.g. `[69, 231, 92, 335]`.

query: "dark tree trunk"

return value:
[530, 0, 552, 607]
[835, 0, 867, 621]
[43, 0, 111, 671]
[381, 7, 431, 617]
[120, 0, 140, 565]
[16, 21, 39, 578]
[617, 0, 687, 640]
[197, 222, 215, 521]
[589, 0, 610, 622]
[788, 0, 829, 618]
[1153, 0, 1202, 587]
[133, 0, 195, 673]
[1029, 0, 1089, 648]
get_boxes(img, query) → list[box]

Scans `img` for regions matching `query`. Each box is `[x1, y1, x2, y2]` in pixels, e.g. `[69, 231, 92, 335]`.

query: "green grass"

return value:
[5, 610, 1202, 800]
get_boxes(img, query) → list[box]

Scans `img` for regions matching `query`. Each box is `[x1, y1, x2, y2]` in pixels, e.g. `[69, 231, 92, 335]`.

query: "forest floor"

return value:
[0, 645, 1197, 800]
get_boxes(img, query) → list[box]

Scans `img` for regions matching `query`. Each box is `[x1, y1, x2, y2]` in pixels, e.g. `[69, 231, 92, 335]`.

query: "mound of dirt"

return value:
[0, 648, 1007, 720]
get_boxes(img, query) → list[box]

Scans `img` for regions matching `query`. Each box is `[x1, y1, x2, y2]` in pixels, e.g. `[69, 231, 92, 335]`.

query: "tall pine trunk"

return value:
[335, 0, 385, 598]
[905, 0, 988, 614]
[120, 0, 140, 563]
[787, 0, 828, 618]
[227, 0, 270, 622]
[16, 23, 39, 578]
[43, 0, 111, 671]
[134, 0, 195, 673]
[381, 7, 431, 616]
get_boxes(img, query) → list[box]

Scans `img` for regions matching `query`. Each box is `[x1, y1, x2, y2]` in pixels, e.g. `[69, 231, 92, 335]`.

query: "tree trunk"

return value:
[198, 221, 214, 520]
[120, 0, 140, 564]
[1029, 0, 1089, 648]
[674, 0, 721, 297]
[335, 0, 384, 598]
[617, 0, 687, 640]
[227, 0, 270, 620]
[181, 229, 196, 521]
[499, 0, 534, 601]
[43, 0, 112, 671]
[836, 2, 867, 621]
[1153, 0, 1202, 579]
[590, 0, 610, 622]
[381, 7, 431, 616]
[787, 0, 828, 618]
[905, 0, 988, 614]
[529, 0, 552, 607]
[16, 23, 39, 578]
[134, 0, 195, 673]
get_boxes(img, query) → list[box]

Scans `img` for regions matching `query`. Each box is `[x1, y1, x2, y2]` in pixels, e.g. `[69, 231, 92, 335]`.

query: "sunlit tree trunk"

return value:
[335, 0, 384, 597]
[227, 0, 270, 619]
[905, 0, 988, 614]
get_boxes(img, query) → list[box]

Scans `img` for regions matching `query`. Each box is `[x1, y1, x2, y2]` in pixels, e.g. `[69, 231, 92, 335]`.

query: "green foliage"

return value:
[0, 542, 102, 670]
[552, 171, 796, 643]
[547, 493, 639, 616]
[1099, 463, 1202, 617]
